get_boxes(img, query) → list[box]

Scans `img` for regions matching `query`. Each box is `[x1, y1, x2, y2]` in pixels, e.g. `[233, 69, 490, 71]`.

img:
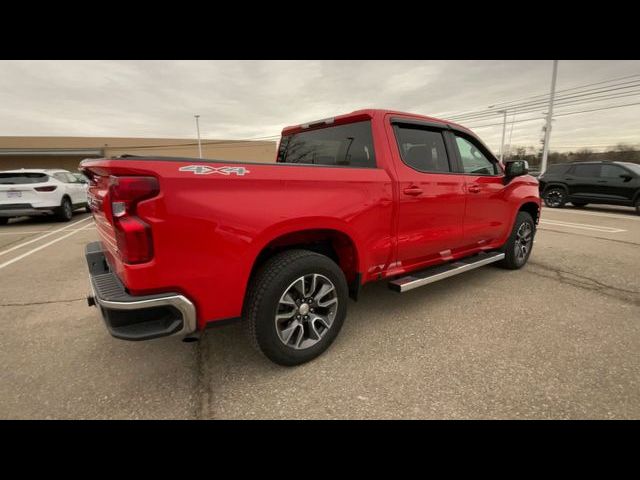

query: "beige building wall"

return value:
[0, 136, 277, 172]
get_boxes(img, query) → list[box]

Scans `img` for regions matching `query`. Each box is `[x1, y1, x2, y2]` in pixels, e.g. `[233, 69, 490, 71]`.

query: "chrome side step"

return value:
[388, 251, 505, 293]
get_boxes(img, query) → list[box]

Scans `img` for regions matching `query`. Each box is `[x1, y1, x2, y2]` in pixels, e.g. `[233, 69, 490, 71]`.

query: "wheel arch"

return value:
[518, 201, 540, 225]
[248, 226, 361, 301]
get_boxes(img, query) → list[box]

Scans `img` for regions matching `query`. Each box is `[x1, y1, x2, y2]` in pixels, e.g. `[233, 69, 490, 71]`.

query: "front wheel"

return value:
[496, 211, 535, 270]
[635, 198, 640, 216]
[244, 249, 348, 366]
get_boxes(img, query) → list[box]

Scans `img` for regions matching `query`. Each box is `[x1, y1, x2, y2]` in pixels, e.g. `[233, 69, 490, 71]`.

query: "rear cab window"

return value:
[277, 121, 376, 168]
[0, 172, 49, 184]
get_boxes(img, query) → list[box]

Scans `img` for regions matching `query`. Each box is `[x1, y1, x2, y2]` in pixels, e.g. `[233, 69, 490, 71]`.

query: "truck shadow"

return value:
[198, 265, 512, 374]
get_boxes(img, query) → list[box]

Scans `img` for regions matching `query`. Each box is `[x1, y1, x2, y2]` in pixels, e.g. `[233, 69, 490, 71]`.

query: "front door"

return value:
[450, 133, 511, 249]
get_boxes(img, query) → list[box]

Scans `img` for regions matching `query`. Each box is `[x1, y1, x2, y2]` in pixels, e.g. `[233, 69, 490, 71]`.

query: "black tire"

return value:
[496, 211, 535, 270]
[570, 202, 588, 207]
[85, 205, 91, 213]
[543, 187, 567, 208]
[56, 196, 73, 222]
[244, 249, 348, 366]
[0, 218, 9, 225]
[635, 198, 640, 216]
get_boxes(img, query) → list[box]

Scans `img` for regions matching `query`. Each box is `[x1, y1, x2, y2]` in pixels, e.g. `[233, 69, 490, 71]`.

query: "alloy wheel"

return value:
[514, 222, 533, 264]
[275, 274, 338, 350]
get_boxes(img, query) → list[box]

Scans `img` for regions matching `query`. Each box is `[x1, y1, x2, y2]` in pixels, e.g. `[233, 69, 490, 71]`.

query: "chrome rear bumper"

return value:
[85, 241, 197, 341]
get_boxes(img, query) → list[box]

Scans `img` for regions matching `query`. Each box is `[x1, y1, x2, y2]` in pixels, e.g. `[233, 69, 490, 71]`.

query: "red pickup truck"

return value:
[80, 109, 540, 365]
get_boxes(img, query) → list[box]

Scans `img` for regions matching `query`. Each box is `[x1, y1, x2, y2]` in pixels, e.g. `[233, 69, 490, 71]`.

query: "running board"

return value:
[388, 251, 505, 293]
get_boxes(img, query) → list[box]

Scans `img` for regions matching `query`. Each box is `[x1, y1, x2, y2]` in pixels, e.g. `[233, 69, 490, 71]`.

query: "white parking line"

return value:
[542, 208, 640, 222]
[0, 227, 95, 235]
[539, 219, 626, 233]
[0, 216, 92, 257]
[0, 223, 95, 271]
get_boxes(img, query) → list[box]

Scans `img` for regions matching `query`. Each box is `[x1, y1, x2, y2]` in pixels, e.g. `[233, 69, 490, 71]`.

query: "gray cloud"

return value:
[1, 60, 639, 152]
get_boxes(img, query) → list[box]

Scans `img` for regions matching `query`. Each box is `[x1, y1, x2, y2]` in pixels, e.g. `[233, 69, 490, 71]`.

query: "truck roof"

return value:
[281, 108, 472, 135]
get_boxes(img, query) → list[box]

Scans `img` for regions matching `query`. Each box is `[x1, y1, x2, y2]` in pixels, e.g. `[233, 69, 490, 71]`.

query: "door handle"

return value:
[467, 184, 481, 194]
[565, 177, 574, 181]
[597, 180, 607, 183]
[403, 186, 423, 196]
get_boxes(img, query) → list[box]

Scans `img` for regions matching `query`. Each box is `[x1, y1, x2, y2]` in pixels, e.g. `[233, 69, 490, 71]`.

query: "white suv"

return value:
[0, 169, 89, 225]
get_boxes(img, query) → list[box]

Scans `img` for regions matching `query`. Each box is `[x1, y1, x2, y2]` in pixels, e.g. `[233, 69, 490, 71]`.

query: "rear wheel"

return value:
[497, 211, 535, 270]
[543, 187, 567, 208]
[244, 249, 348, 366]
[635, 198, 640, 216]
[56, 197, 73, 222]
[0, 218, 9, 225]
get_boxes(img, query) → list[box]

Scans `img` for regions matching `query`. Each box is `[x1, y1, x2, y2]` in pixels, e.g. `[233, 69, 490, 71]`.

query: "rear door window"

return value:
[277, 121, 376, 168]
[572, 164, 601, 178]
[393, 125, 451, 173]
[0, 173, 49, 184]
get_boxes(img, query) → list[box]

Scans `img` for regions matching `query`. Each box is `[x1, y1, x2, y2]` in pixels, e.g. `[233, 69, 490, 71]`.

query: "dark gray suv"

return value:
[538, 161, 640, 214]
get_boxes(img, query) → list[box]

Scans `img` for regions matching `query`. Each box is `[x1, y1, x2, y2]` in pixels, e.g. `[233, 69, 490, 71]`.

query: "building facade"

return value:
[0, 136, 277, 172]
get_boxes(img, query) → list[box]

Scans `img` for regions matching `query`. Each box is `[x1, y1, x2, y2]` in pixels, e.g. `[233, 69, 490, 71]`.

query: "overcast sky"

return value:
[1, 60, 639, 153]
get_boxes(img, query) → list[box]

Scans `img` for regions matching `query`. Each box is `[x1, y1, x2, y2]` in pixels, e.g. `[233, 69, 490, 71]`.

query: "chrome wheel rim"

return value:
[545, 189, 563, 207]
[275, 274, 338, 350]
[515, 222, 533, 264]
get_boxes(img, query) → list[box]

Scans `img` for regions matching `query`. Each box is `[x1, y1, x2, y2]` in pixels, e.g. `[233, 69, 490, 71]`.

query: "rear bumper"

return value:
[0, 203, 56, 217]
[85, 241, 197, 341]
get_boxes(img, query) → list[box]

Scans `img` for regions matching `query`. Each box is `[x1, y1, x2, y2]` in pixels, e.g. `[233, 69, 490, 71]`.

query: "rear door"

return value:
[567, 164, 601, 200]
[449, 132, 511, 249]
[390, 121, 467, 270]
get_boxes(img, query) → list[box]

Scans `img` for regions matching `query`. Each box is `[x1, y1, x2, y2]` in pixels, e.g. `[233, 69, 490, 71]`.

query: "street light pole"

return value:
[540, 60, 559, 174]
[194, 114, 203, 159]
[498, 109, 507, 162]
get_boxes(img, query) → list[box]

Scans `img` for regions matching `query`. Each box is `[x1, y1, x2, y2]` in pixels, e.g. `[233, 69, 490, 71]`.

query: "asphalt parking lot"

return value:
[1, 206, 638, 419]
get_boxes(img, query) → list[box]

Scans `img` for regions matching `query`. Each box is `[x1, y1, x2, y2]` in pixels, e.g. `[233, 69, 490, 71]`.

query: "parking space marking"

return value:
[0, 223, 94, 271]
[0, 216, 92, 257]
[539, 219, 626, 233]
[542, 208, 640, 222]
[0, 227, 95, 235]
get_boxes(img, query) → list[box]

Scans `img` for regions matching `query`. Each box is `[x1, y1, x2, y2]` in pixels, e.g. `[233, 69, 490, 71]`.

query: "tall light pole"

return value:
[498, 109, 507, 162]
[540, 60, 559, 174]
[194, 114, 203, 159]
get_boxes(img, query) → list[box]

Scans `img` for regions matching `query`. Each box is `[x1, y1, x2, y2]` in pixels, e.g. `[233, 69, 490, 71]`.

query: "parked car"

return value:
[0, 168, 89, 224]
[72, 172, 90, 184]
[80, 109, 540, 365]
[538, 161, 640, 213]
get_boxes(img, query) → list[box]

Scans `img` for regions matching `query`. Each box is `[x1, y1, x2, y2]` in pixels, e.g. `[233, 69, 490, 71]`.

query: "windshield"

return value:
[0, 172, 49, 184]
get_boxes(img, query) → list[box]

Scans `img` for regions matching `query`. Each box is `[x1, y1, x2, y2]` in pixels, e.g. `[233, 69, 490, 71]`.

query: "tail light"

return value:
[108, 176, 159, 264]
[35, 186, 57, 192]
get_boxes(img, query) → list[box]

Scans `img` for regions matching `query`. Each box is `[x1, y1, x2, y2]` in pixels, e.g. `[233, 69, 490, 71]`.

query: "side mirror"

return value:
[620, 174, 633, 182]
[505, 160, 529, 178]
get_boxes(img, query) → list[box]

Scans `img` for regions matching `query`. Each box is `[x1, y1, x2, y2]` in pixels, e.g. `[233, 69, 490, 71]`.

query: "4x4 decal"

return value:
[179, 165, 250, 176]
